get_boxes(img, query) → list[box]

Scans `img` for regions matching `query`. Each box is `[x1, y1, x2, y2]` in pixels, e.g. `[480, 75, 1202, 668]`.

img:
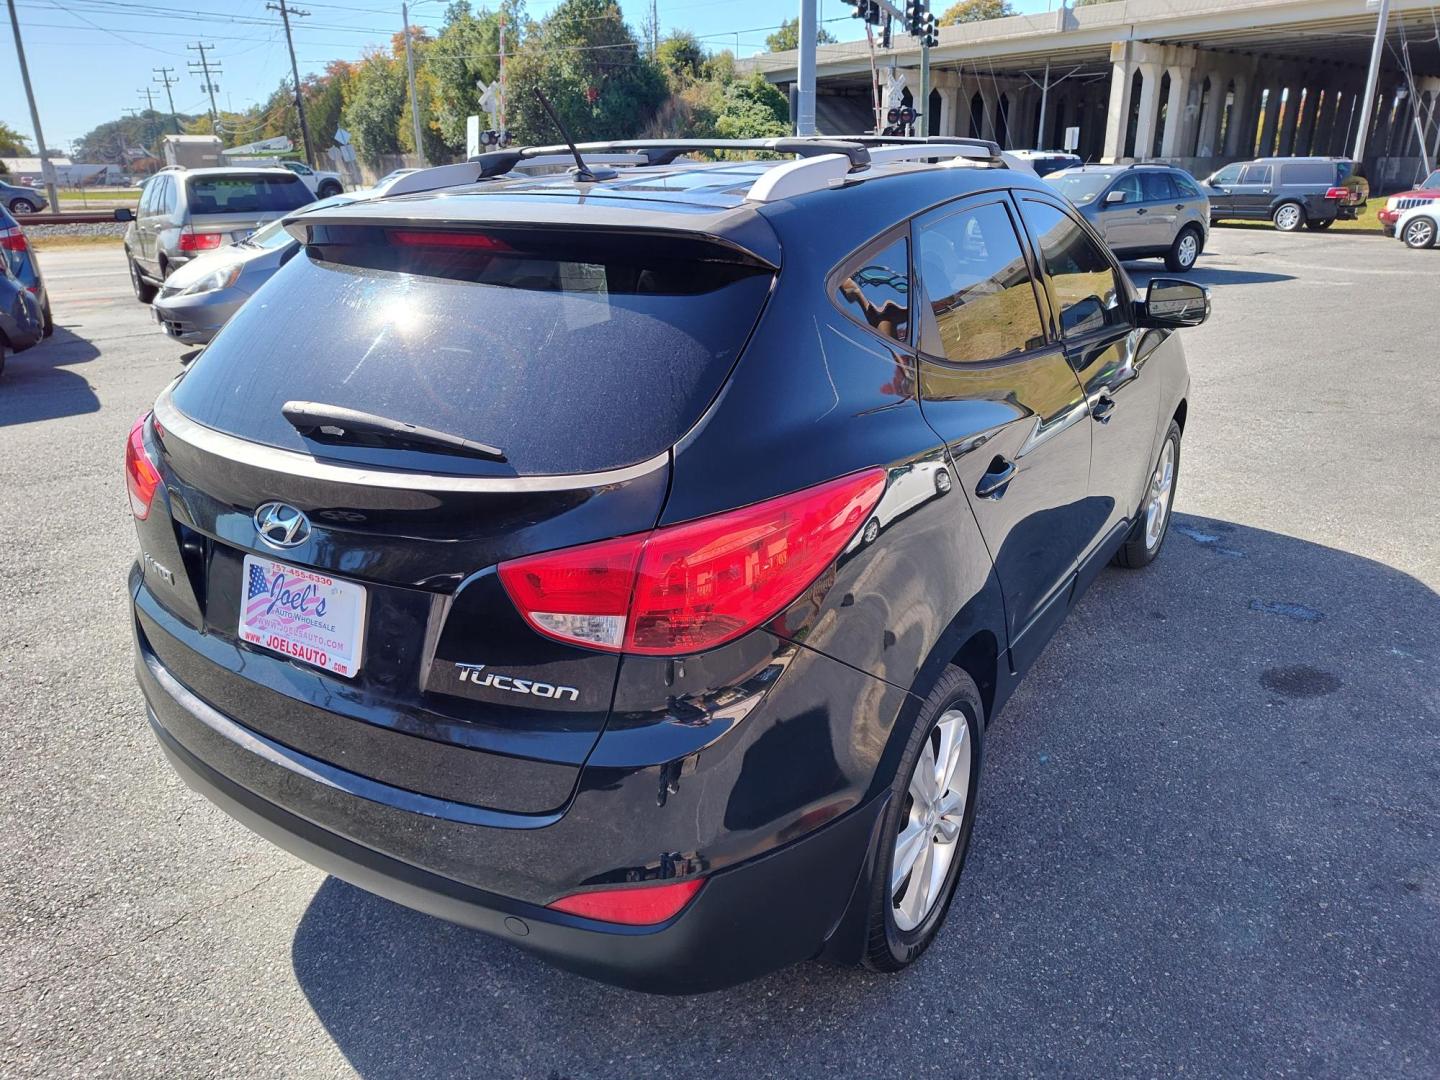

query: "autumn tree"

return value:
[938, 0, 1015, 25]
[765, 17, 836, 52]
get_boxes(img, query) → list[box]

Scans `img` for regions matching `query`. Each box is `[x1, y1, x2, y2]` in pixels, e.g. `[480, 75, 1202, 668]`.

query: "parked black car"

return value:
[0, 205, 52, 337]
[0, 250, 44, 378]
[1204, 156, 1359, 231]
[128, 138, 1207, 993]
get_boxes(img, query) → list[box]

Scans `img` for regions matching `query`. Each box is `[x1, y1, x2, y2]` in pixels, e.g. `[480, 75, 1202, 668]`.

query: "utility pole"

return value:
[401, 2, 425, 167]
[796, 0, 818, 136]
[187, 42, 223, 128]
[7, 0, 60, 213]
[1351, 0, 1390, 167]
[497, 11, 507, 130]
[267, 0, 316, 165]
[153, 67, 181, 133]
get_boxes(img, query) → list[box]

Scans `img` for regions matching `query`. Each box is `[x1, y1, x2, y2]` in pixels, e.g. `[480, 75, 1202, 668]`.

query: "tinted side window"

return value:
[1019, 199, 1128, 338]
[139, 178, 159, 215]
[915, 200, 1046, 363]
[160, 177, 177, 215]
[1239, 164, 1273, 185]
[1141, 172, 1178, 201]
[1212, 164, 1242, 185]
[834, 235, 910, 343]
[1173, 173, 1202, 198]
[1279, 162, 1336, 185]
[1111, 174, 1144, 203]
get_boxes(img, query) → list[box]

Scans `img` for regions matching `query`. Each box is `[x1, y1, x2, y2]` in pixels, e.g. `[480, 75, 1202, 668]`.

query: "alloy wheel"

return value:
[1177, 232, 1198, 267]
[892, 709, 972, 932]
[1275, 204, 1301, 231]
[1404, 219, 1436, 249]
[1144, 437, 1176, 549]
[12, 199, 35, 215]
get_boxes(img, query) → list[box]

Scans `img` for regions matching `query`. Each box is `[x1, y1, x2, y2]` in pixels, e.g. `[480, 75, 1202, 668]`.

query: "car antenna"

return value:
[532, 88, 617, 183]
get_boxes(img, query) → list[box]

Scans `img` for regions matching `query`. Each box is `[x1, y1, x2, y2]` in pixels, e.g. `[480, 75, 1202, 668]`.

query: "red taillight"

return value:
[388, 229, 511, 251]
[125, 414, 162, 520]
[177, 231, 223, 252]
[0, 227, 27, 252]
[1324, 187, 1348, 200]
[498, 468, 887, 656]
[548, 878, 704, 925]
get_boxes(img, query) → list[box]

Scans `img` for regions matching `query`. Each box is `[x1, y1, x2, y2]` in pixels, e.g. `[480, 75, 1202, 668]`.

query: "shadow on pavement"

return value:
[1125, 263, 1296, 288]
[291, 514, 1439, 1079]
[0, 325, 101, 426]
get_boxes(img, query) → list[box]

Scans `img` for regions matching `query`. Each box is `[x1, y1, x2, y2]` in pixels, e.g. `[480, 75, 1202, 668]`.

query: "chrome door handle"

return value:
[975, 457, 1017, 499]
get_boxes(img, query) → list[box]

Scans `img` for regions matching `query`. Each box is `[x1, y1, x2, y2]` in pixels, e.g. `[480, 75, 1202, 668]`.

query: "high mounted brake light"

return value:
[498, 469, 887, 656]
[387, 230, 512, 250]
[125, 414, 163, 520]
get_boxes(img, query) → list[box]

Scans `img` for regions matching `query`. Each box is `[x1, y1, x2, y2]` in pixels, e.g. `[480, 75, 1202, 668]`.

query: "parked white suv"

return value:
[280, 161, 344, 198]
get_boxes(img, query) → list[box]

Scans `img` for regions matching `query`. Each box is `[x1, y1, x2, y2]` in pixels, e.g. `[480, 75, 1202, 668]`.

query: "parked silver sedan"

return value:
[152, 193, 359, 345]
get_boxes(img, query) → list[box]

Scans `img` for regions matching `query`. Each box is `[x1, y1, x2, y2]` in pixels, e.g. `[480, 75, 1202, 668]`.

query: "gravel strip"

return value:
[22, 221, 128, 239]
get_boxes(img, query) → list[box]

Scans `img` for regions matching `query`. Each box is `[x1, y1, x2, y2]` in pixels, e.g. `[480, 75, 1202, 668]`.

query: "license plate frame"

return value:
[238, 554, 367, 679]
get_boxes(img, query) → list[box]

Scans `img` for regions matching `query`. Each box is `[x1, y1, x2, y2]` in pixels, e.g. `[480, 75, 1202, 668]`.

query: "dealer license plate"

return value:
[238, 554, 367, 678]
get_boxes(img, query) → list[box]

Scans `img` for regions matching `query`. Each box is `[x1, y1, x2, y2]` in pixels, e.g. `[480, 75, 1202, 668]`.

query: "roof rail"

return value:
[834, 134, 1005, 163]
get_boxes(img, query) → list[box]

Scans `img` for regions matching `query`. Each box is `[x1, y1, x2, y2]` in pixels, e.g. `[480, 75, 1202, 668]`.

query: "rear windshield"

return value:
[185, 174, 310, 214]
[171, 227, 774, 476]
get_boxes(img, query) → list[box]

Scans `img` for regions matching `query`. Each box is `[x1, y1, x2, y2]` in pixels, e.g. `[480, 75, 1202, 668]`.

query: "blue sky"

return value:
[3, 0, 1056, 152]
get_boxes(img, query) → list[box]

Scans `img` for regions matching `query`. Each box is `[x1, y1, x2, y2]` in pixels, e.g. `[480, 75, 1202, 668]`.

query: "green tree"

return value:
[655, 30, 705, 88]
[0, 122, 31, 156]
[764, 17, 836, 53]
[713, 73, 790, 140]
[504, 0, 667, 145]
[938, 0, 1015, 24]
[342, 50, 408, 164]
[425, 2, 514, 150]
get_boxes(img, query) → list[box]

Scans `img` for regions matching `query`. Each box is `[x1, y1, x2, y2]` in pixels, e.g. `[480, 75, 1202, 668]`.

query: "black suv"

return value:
[1204, 156, 1360, 232]
[128, 137, 1207, 993]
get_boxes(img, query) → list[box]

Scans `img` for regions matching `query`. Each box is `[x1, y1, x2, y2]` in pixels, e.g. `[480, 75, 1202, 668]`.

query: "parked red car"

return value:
[1378, 170, 1440, 237]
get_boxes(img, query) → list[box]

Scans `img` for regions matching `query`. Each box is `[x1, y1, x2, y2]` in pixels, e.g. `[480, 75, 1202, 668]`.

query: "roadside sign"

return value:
[1064, 126, 1080, 151]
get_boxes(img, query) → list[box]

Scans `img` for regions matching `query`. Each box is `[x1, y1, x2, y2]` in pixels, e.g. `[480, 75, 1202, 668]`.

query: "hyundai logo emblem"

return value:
[253, 501, 311, 548]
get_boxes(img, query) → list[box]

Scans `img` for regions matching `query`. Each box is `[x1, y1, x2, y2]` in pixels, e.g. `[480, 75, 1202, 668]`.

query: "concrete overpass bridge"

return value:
[750, 0, 1440, 189]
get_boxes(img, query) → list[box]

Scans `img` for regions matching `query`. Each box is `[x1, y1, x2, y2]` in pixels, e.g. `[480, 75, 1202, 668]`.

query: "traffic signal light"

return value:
[851, 0, 883, 24]
[881, 13, 892, 48]
[923, 11, 939, 47]
[905, 0, 924, 36]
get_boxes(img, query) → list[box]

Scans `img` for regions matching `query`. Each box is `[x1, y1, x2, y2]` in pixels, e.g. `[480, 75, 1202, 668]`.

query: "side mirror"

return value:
[1139, 278, 1210, 329]
[113, 207, 134, 223]
[1104, 189, 1127, 205]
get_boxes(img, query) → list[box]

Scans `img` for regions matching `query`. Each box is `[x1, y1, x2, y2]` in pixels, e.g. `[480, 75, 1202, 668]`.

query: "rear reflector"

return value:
[178, 232, 223, 252]
[499, 468, 887, 656]
[125, 414, 162, 520]
[548, 878, 704, 925]
[387, 229, 512, 251]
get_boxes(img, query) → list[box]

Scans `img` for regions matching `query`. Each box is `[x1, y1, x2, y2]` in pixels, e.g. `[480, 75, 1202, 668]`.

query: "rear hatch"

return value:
[184, 172, 312, 244]
[134, 218, 775, 814]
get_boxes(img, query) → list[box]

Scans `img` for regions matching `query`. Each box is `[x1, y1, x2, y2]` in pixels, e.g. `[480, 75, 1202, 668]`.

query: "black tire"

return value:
[1164, 225, 1202, 272]
[1402, 217, 1437, 249]
[1272, 202, 1305, 232]
[128, 255, 157, 304]
[317, 181, 343, 198]
[9, 198, 36, 215]
[1306, 219, 1334, 231]
[0, 339, 8, 379]
[42, 301, 53, 338]
[863, 666, 984, 973]
[1114, 419, 1181, 569]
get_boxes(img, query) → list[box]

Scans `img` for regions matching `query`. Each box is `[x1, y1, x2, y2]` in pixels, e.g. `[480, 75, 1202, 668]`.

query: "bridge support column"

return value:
[1160, 64, 1195, 158]
[1132, 62, 1163, 159]
[1277, 83, 1302, 156]
[1258, 86, 1282, 156]
[1226, 73, 1257, 157]
[1102, 42, 1139, 161]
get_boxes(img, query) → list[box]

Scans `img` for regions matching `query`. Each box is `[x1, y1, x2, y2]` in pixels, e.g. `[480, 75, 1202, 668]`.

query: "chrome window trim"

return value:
[153, 387, 670, 493]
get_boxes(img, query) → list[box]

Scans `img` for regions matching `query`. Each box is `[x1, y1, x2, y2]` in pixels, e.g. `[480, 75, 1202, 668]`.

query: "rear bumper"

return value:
[135, 598, 893, 993]
[151, 712, 884, 993]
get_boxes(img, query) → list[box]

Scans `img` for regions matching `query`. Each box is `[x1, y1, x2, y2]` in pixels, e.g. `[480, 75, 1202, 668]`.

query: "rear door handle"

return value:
[1091, 394, 1116, 424]
[1135, 208, 1148, 215]
[975, 457, 1017, 499]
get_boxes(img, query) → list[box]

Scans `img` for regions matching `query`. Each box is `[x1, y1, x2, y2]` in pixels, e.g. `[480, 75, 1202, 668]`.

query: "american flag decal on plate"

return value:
[237, 554, 368, 678]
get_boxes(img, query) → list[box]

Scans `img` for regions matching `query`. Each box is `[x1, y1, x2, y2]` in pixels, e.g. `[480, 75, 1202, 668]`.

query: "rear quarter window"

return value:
[1279, 163, 1338, 185]
[186, 175, 311, 214]
[170, 228, 775, 476]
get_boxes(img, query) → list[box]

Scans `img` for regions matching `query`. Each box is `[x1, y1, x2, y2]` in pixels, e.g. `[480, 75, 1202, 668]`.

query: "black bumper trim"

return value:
[150, 709, 886, 994]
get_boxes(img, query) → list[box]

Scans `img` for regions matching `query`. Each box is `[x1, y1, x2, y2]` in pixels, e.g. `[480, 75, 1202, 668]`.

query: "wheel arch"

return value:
[1173, 396, 1188, 435]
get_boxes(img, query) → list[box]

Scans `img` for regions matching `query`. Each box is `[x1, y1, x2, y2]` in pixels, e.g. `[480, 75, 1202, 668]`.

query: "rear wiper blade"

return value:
[281, 401, 507, 463]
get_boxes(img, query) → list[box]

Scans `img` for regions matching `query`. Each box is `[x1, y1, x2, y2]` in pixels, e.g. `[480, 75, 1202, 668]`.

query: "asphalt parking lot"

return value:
[2, 228, 1436, 1079]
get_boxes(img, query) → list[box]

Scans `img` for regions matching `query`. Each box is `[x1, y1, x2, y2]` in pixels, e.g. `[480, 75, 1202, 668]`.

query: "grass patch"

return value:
[1214, 200, 1388, 235]
[29, 234, 124, 251]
